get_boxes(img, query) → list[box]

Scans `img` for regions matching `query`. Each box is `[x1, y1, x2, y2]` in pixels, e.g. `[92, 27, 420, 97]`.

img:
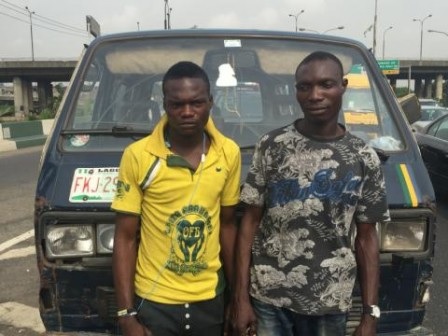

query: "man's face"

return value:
[295, 59, 347, 125]
[163, 77, 213, 136]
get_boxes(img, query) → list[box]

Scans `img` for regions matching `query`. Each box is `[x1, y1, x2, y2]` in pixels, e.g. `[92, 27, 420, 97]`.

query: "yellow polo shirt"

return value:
[111, 115, 241, 303]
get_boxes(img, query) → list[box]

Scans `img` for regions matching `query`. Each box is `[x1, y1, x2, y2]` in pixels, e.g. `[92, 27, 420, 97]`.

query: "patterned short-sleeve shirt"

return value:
[240, 122, 390, 315]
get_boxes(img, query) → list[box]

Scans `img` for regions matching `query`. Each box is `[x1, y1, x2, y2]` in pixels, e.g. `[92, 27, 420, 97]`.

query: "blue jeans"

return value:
[252, 298, 347, 336]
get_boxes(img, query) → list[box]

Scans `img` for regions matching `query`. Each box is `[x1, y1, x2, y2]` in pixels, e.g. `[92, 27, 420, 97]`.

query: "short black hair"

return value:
[162, 61, 211, 96]
[295, 51, 344, 78]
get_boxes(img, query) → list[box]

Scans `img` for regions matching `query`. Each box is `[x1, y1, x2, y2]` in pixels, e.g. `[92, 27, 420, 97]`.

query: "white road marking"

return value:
[0, 229, 34, 253]
[0, 301, 45, 333]
[0, 246, 35, 261]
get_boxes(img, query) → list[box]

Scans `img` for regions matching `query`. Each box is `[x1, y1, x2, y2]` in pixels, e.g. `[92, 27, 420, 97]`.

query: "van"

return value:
[35, 29, 435, 335]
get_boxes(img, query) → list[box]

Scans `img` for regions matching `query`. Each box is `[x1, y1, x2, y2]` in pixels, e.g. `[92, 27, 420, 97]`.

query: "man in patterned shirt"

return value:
[232, 51, 389, 336]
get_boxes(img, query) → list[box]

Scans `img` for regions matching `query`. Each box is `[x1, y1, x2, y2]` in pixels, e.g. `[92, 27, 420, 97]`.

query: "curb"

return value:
[0, 119, 54, 153]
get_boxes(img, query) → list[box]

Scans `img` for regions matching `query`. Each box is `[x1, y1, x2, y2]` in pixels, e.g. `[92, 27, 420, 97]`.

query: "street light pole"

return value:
[413, 14, 432, 61]
[373, 0, 378, 56]
[428, 29, 448, 37]
[25, 6, 35, 61]
[288, 10, 304, 32]
[164, 0, 170, 29]
[299, 26, 344, 34]
[299, 28, 319, 33]
[322, 26, 345, 34]
[137, 21, 140, 31]
[167, 7, 172, 29]
[382, 26, 393, 59]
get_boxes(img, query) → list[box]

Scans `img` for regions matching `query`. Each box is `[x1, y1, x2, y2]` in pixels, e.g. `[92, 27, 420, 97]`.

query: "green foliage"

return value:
[0, 104, 14, 117]
[25, 85, 65, 120]
[394, 87, 412, 98]
[441, 82, 448, 107]
[38, 108, 56, 120]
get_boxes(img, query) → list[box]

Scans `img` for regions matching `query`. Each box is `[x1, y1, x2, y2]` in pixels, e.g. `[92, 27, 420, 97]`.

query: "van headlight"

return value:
[46, 225, 94, 258]
[97, 224, 115, 254]
[379, 218, 427, 252]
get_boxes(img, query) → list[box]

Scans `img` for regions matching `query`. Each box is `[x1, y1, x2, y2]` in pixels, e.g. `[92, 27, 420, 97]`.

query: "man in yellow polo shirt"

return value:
[112, 61, 241, 336]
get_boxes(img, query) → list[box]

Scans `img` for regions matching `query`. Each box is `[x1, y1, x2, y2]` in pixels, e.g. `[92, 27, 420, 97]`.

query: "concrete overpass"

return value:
[1, 58, 448, 117]
[0, 59, 77, 117]
[387, 59, 448, 101]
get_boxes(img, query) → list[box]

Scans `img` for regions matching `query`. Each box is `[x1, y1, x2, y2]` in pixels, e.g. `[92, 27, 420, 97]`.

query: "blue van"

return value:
[35, 29, 435, 335]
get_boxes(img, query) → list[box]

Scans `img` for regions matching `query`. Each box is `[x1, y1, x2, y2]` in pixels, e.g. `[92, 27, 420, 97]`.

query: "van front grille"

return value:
[346, 295, 362, 335]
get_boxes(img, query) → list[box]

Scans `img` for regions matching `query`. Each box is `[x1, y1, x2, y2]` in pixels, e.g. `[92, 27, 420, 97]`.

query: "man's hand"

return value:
[223, 302, 233, 336]
[353, 315, 377, 336]
[231, 296, 257, 336]
[119, 316, 152, 336]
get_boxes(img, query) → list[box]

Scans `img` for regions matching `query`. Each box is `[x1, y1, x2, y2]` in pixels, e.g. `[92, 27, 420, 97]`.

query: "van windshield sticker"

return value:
[69, 167, 119, 203]
[69, 134, 90, 147]
[224, 39, 242, 48]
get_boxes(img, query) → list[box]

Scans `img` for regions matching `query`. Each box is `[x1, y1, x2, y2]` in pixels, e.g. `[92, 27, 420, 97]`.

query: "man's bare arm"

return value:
[112, 213, 150, 335]
[219, 205, 238, 287]
[354, 222, 380, 335]
[232, 204, 263, 334]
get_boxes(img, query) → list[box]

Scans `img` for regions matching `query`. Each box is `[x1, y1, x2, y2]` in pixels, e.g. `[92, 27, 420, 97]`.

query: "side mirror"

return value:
[397, 93, 421, 124]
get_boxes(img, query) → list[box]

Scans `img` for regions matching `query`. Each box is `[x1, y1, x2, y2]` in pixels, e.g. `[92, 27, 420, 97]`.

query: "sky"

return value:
[1, 0, 448, 61]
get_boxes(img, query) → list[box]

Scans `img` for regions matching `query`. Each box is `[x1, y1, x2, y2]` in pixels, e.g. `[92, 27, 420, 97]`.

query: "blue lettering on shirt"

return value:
[267, 169, 361, 207]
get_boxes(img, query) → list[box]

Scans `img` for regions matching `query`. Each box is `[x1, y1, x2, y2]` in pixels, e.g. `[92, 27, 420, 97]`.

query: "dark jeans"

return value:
[135, 294, 224, 336]
[252, 298, 347, 336]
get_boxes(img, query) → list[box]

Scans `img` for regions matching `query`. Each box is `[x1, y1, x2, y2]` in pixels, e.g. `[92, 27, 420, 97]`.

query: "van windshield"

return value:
[63, 36, 404, 152]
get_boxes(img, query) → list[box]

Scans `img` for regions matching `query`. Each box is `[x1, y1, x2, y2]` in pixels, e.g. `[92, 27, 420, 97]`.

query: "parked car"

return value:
[420, 105, 448, 121]
[414, 113, 448, 195]
[35, 29, 436, 335]
[418, 98, 438, 107]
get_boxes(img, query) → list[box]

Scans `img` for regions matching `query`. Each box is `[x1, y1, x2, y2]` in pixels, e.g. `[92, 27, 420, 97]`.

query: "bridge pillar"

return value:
[435, 74, 444, 101]
[37, 81, 53, 112]
[389, 78, 397, 91]
[414, 78, 423, 97]
[13, 77, 34, 117]
[424, 78, 433, 98]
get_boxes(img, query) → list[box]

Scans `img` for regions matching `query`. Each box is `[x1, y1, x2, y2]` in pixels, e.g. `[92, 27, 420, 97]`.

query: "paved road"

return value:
[0, 146, 447, 335]
[423, 192, 448, 335]
[0, 146, 44, 336]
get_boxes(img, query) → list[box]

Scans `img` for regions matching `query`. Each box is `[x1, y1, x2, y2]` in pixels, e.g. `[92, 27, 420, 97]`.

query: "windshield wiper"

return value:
[111, 125, 150, 136]
[61, 126, 151, 136]
[240, 144, 256, 150]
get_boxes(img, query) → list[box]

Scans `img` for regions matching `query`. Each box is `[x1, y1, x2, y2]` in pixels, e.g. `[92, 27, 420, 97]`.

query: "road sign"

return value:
[349, 64, 365, 74]
[377, 59, 400, 75]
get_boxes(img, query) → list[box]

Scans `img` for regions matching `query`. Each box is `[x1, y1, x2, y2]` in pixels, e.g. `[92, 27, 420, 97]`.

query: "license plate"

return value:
[69, 167, 119, 203]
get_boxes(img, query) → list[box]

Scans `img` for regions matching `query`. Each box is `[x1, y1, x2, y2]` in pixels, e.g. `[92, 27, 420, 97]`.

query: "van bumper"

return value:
[42, 326, 434, 336]
[44, 333, 112, 336]
[376, 326, 434, 336]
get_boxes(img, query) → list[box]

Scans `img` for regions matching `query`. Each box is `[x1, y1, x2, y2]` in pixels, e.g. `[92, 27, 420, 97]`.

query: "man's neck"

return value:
[295, 119, 345, 140]
[165, 128, 208, 169]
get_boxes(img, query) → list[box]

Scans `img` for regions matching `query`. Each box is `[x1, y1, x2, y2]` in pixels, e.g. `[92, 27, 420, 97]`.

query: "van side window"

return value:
[342, 66, 403, 151]
[73, 63, 102, 129]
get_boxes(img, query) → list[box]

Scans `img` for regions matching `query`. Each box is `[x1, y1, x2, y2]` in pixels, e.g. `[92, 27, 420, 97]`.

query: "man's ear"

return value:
[208, 94, 214, 110]
[342, 78, 348, 92]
